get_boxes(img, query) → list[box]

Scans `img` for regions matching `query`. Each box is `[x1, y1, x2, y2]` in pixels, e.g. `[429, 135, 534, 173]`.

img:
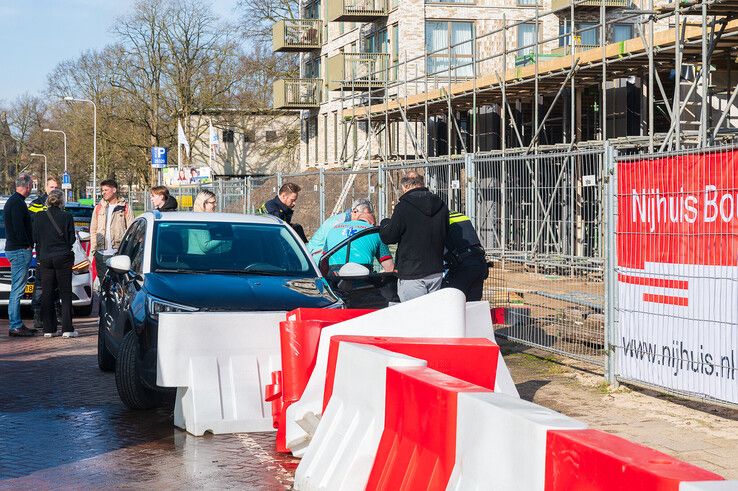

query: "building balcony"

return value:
[327, 52, 390, 91]
[551, 0, 629, 11]
[550, 43, 600, 55]
[272, 19, 322, 52]
[273, 79, 323, 110]
[326, 0, 388, 22]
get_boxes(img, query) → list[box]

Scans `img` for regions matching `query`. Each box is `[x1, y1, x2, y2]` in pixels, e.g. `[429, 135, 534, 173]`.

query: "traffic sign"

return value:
[61, 171, 72, 190]
[151, 147, 168, 168]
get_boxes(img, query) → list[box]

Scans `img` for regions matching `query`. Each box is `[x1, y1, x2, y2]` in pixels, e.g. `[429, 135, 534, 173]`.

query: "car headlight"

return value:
[72, 259, 91, 275]
[146, 296, 199, 319]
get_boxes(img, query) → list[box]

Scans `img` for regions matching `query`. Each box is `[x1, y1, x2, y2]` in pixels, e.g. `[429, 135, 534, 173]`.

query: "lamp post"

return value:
[29, 153, 47, 185]
[64, 96, 96, 198]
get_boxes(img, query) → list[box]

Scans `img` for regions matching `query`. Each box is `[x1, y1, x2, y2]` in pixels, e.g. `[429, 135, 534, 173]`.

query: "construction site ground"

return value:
[505, 342, 738, 479]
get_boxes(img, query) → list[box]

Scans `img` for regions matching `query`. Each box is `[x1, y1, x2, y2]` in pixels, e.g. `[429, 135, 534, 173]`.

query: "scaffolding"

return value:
[327, 0, 738, 162]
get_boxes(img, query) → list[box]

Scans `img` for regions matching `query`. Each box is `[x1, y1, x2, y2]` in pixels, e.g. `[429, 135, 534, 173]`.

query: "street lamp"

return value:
[64, 96, 96, 198]
[29, 153, 47, 185]
[42, 128, 67, 172]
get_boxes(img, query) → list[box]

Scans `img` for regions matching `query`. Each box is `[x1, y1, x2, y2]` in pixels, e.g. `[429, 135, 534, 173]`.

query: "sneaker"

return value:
[61, 331, 79, 338]
[43, 332, 61, 338]
[9, 326, 36, 337]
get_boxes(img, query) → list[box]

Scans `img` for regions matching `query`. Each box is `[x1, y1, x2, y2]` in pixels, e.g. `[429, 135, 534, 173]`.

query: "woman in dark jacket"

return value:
[33, 189, 77, 338]
[150, 185, 178, 212]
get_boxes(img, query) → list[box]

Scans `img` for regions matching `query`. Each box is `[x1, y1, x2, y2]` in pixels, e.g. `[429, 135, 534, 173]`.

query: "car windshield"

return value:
[152, 221, 316, 277]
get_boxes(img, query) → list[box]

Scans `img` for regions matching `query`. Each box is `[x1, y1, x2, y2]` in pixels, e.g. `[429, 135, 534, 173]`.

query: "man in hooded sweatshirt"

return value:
[379, 174, 448, 302]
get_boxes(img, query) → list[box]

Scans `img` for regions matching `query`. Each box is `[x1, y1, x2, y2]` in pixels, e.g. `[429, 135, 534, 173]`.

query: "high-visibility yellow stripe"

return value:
[449, 213, 470, 224]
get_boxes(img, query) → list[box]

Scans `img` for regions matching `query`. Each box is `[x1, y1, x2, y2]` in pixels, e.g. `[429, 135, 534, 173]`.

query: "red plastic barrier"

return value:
[492, 307, 505, 325]
[545, 429, 724, 491]
[365, 367, 489, 491]
[265, 308, 375, 452]
[322, 336, 500, 412]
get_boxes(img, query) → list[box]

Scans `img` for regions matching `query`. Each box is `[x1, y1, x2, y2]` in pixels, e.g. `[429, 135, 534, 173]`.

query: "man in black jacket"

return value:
[3, 173, 36, 337]
[259, 182, 308, 242]
[380, 174, 449, 302]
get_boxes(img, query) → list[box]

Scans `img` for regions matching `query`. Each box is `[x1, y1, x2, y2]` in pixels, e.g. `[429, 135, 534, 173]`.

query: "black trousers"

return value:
[39, 252, 74, 334]
[443, 256, 489, 302]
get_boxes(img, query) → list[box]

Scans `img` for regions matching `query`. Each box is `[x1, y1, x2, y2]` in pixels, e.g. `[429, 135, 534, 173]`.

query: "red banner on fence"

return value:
[616, 148, 738, 405]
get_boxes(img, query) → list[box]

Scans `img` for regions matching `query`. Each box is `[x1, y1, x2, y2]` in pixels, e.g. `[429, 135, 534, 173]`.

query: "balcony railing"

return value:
[273, 79, 323, 110]
[272, 19, 322, 52]
[551, 0, 629, 10]
[327, 53, 390, 91]
[327, 0, 388, 22]
[551, 43, 600, 55]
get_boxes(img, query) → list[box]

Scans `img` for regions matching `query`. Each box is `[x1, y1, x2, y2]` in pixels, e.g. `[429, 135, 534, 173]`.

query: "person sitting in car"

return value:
[323, 201, 394, 275]
[188, 190, 231, 255]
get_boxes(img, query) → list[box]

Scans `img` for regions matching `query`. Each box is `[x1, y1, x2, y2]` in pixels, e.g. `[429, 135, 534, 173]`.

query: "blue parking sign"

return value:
[151, 147, 168, 168]
[61, 171, 71, 190]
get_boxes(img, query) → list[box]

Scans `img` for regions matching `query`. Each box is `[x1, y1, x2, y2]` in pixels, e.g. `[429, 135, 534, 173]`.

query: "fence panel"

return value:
[380, 157, 467, 219]
[323, 168, 381, 218]
[476, 148, 607, 366]
[611, 145, 738, 407]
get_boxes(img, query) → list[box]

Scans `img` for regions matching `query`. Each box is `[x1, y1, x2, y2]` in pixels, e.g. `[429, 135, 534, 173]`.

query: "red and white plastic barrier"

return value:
[447, 392, 587, 490]
[366, 366, 489, 490]
[293, 343, 427, 491]
[544, 429, 725, 490]
[295, 336, 500, 490]
[285, 288, 469, 455]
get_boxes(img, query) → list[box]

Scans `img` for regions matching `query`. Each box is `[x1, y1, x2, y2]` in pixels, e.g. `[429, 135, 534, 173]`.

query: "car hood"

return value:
[143, 272, 340, 311]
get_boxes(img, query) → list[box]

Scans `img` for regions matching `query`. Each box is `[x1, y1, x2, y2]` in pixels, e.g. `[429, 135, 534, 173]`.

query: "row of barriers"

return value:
[146, 142, 738, 408]
[156, 290, 734, 489]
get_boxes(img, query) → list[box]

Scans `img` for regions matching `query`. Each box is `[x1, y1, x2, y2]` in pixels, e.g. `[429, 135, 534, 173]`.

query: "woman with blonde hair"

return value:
[193, 190, 217, 212]
[189, 190, 229, 254]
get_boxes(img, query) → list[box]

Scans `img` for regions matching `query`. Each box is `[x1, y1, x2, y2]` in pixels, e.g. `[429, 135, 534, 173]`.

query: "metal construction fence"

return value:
[125, 144, 737, 407]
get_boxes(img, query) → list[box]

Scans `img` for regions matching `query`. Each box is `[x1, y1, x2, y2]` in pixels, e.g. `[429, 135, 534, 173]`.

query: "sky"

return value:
[0, 0, 240, 103]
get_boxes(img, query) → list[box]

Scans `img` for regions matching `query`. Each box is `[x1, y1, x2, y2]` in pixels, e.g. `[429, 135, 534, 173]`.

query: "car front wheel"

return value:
[115, 330, 162, 409]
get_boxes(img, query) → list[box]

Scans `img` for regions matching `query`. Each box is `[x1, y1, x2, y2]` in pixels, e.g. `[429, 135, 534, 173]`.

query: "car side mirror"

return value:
[107, 255, 132, 274]
[337, 263, 371, 278]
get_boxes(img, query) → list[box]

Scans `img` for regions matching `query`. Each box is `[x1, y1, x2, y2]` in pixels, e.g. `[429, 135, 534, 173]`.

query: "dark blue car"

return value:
[97, 211, 341, 409]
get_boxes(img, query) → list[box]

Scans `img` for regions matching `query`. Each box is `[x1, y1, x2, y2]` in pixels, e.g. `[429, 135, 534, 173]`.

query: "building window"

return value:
[223, 129, 235, 143]
[517, 0, 539, 4]
[365, 27, 388, 54]
[425, 21, 474, 77]
[579, 22, 599, 46]
[243, 130, 254, 143]
[612, 24, 633, 42]
[517, 23, 537, 55]
[265, 130, 278, 142]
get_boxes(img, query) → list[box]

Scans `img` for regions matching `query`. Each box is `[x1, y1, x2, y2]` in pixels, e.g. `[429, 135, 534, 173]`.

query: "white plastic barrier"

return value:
[294, 343, 427, 491]
[285, 288, 468, 455]
[464, 301, 519, 398]
[681, 482, 738, 490]
[157, 311, 284, 436]
[446, 392, 587, 491]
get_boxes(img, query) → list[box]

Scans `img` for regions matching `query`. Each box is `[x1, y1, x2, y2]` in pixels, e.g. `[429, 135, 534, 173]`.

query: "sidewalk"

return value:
[503, 341, 738, 479]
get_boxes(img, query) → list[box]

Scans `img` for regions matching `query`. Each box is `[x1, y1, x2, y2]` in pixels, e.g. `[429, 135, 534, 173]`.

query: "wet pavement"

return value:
[0, 308, 298, 490]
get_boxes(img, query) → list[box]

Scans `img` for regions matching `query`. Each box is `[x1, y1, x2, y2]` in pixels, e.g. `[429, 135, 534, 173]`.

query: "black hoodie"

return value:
[380, 187, 449, 280]
[157, 195, 178, 212]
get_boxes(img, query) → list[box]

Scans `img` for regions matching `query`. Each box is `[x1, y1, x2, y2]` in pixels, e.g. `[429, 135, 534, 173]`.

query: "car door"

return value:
[101, 218, 146, 351]
[318, 227, 399, 309]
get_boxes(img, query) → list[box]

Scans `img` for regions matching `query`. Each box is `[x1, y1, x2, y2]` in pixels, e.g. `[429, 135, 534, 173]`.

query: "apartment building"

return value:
[273, 0, 737, 167]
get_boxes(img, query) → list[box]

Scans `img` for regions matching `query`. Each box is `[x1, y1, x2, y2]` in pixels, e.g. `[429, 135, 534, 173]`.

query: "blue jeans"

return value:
[7, 248, 32, 330]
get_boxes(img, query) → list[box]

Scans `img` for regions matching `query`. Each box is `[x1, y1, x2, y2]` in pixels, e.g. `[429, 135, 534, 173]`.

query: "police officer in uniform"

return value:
[443, 211, 489, 301]
[29, 177, 60, 330]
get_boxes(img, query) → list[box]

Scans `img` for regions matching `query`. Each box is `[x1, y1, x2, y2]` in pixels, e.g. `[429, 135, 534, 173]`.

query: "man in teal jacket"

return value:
[307, 198, 374, 261]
